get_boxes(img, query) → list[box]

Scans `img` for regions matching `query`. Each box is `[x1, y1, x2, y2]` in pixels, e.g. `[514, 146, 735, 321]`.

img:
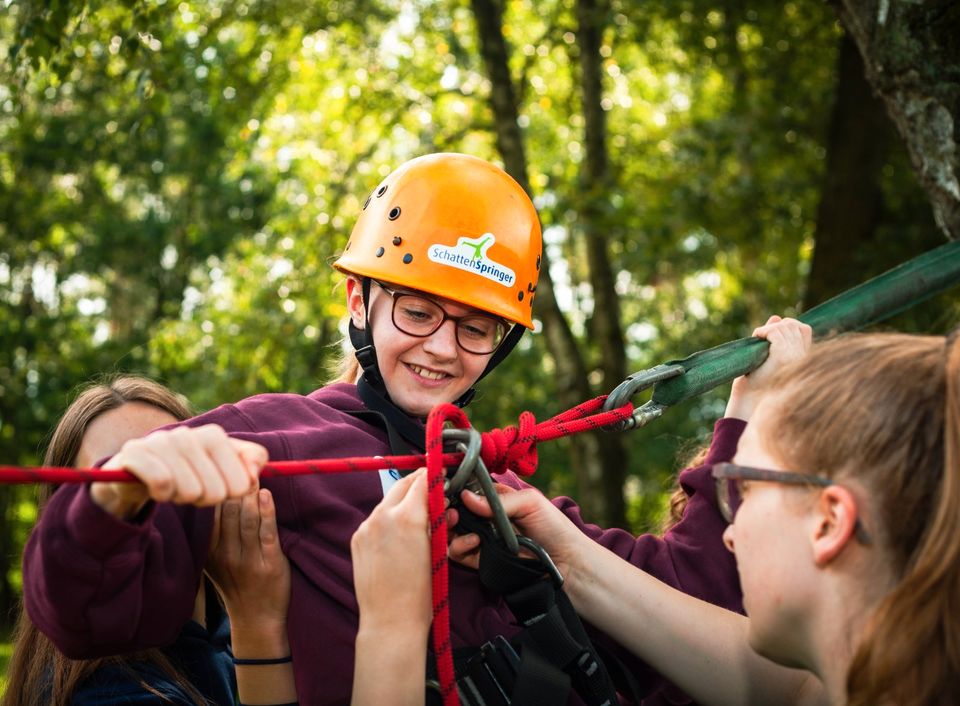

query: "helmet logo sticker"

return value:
[428, 233, 516, 287]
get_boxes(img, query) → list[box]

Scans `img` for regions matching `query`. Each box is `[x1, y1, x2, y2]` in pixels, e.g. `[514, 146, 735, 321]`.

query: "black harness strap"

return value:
[355, 377, 426, 453]
[454, 506, 621, 706]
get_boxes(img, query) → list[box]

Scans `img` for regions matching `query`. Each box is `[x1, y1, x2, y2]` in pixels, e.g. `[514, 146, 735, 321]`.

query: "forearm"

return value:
[351, 623, 428, 706]
[567, 547, 824, 706]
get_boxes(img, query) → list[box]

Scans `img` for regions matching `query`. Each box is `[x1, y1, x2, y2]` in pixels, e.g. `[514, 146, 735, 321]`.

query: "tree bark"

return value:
[805, 33, 892, 308]
[470, 0, 615, 523]
[575, 0, 629, 528]
[834, 0, 960, 240]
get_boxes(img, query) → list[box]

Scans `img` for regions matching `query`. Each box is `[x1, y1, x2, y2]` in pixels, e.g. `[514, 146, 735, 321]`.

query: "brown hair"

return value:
[4, 375, 207, 706]
[760, 332, 958, 706]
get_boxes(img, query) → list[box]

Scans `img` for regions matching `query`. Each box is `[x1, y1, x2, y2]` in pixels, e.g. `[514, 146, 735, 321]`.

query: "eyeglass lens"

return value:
[392, 294, 505, 354]
[716, 476, 742, 523]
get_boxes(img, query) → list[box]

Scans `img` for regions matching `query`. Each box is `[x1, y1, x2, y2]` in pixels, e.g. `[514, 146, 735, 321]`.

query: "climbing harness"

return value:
[7, 240, 960, 705]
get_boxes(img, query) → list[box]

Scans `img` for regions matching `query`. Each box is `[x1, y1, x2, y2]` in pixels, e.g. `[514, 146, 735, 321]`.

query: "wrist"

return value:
[229, 623, 290, 660]
[724, 387, 759, 421]
[357, 614, 430, 645]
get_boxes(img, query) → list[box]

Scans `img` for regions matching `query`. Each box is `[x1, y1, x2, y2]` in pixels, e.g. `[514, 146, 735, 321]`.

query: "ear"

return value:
[346, 277, 366, 329]
[811, 485, 860, 566]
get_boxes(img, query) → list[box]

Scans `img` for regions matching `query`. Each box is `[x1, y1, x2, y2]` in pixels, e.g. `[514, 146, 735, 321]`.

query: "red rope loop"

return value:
[478, 396, 633, 477]
[478, 410, 538, 476]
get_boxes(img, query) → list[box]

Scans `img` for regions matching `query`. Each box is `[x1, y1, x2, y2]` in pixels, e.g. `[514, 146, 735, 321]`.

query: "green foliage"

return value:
[0, 0, 954, 623]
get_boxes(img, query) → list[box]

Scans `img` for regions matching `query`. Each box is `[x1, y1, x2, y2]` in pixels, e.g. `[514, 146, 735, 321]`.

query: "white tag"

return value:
[377, 456, 403, 497]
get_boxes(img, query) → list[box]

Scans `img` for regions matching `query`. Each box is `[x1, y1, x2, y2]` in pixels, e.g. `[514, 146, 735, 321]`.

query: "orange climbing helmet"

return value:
[333, 153, 542, 329]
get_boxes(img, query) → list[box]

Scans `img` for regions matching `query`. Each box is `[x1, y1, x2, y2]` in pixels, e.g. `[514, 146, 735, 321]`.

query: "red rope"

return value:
[5, 395, 634, 705]
[0, 397, 632, 485]
[425, 403, 467, 706]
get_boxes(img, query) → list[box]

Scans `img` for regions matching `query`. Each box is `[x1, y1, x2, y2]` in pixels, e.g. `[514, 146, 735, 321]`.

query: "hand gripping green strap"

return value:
[647, 238, 960, 410]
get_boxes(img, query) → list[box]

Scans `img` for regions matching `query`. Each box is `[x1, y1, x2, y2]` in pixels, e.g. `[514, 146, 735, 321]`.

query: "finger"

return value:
[232, 438, 269, 483]
[380, 467, 426, 508]
[258, 489, 281, 550]
[460, 489, 494, 517]
[239, 490, 261, 552]
[211, 498, 242, 574]
[209, 502, 223, 554]
[219, 497, 243, 552]
[461, 487, 546, 524]
[395, 472, 429, 523]
[753, 315, 782, 336]
[123, 444, 180, 503]
[201, 430, 254, 499]
[166, 431, 226, 505]
[448, 533, 481, 565]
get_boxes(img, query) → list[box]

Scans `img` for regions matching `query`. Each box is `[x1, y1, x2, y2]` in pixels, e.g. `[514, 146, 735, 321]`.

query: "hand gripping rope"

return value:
[1, 396, 634, 706]
[5, 240, 959, 705]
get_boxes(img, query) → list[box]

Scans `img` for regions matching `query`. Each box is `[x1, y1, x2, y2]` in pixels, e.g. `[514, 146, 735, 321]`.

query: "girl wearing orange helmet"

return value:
[24, 153, 744, 705]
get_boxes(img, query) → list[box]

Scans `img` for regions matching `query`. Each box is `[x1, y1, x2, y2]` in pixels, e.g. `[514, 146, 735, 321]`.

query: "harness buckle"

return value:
[457, 636, 521, 706]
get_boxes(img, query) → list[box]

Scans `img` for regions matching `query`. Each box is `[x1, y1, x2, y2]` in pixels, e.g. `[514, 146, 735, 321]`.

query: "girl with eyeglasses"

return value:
[24, 153, 761, 705]
[452, 329, 959, 706]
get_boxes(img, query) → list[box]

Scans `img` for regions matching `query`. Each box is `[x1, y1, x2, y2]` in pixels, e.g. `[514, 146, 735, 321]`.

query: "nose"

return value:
[722, 523, 736, 554]
[421, 319, 459, 360]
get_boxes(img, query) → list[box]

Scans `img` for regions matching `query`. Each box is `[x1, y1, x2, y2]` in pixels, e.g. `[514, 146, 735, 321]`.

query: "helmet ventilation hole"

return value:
[375, 247, 385, 257]
[392, 236, 402, 246]
[402, 253, 413, 264]
[388, 207, 401, 220]
[362, 197, 371, 210]
[377, 185, 389, 197]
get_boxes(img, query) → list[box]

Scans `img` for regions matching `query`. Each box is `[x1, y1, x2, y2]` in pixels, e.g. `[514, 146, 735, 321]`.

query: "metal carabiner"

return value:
[443, 428, 482, 496]
[443, 427, 520, 555]
[517, 536, 564, 587]
[603, 363, 685, 431]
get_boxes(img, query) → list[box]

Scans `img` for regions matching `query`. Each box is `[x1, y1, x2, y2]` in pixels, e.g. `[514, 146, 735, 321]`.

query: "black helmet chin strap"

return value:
[350, 277, 527, 413]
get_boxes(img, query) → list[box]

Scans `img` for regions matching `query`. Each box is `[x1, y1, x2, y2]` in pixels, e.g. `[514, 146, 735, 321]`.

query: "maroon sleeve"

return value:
[22, 486, 211, 658]
[21, 402, 260, 659]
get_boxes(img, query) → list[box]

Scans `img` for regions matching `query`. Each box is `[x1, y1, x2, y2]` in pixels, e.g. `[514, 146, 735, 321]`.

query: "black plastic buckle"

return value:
[457, 636, 521, 706]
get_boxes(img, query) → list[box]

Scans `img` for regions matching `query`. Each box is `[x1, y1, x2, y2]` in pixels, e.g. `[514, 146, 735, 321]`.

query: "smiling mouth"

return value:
[408, 364, 450, 381]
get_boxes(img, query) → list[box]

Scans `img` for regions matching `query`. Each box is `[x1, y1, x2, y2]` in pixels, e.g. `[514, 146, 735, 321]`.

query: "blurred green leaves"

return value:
[0, 0, 952, 531]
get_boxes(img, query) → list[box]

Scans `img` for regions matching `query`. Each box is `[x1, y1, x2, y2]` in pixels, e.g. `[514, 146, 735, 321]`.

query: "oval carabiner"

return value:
[443, 427, 482, 496]
[603, 363, 685, 431]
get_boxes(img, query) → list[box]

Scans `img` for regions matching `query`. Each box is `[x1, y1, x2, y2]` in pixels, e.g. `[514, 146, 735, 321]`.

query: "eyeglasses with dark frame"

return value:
[712, 462, 872, 545]
[372, 280, 509, 355]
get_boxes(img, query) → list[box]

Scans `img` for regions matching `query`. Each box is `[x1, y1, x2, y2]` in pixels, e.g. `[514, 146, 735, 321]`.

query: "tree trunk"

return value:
[470, 0, 614, 523]
[575, 0, 629, 528]
[805, 33, 892, 308]
[834, 0, 960, 240]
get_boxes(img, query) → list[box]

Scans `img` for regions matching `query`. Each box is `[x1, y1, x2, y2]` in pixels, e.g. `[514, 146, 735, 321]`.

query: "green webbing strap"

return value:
[649, 239, 960, 408]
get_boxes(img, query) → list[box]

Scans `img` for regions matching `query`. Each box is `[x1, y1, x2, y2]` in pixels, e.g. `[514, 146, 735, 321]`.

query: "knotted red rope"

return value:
[3, 396, 634, 706]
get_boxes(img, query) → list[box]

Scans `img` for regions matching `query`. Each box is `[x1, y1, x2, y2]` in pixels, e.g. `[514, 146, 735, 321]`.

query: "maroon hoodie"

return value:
[23, 383, 744, 704]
